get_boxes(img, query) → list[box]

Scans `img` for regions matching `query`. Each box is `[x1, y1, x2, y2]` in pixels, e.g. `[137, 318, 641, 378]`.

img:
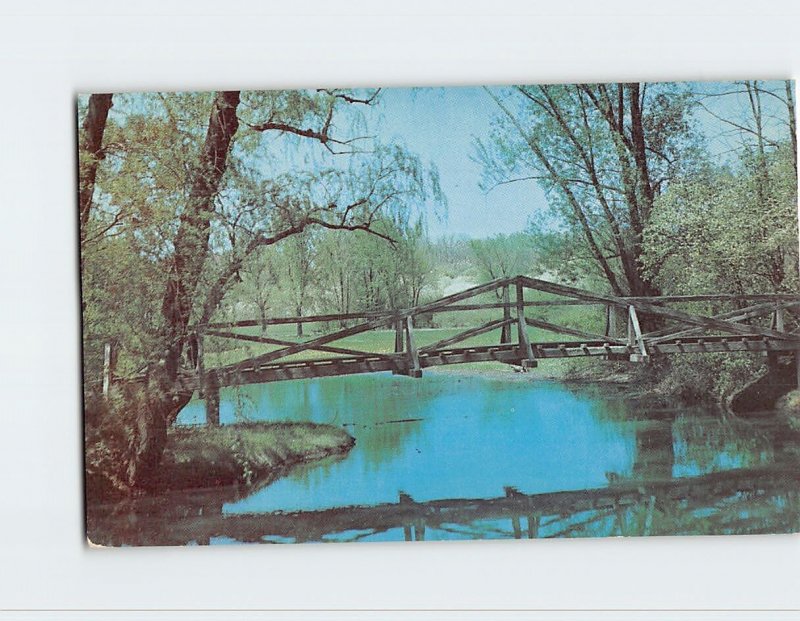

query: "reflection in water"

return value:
[87, 372, 800, 545]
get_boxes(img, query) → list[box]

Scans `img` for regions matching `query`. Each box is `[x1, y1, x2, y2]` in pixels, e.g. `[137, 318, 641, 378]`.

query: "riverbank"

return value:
[428, 356, 792, 413]
[426, 360, 652, 399]
[86, 421, 355, 503]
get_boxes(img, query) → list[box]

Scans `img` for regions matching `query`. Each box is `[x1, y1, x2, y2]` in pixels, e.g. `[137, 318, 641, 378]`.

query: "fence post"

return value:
[515, 279, 535, 366]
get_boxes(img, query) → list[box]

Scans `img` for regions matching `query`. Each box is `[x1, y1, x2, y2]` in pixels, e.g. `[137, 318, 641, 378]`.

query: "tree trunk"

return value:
[296, 306, 304, 337]
[785, 80, 797, 174]
[129, 91, 241, 489]
[78, 93, 113, 244]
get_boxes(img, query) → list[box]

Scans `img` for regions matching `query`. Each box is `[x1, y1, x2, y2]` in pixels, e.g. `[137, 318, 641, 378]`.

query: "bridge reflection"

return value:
[87, 463, 800, 546]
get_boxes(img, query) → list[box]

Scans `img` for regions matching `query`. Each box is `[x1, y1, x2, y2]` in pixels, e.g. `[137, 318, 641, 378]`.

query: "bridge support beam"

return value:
[516, 281, 536, 367]
[500, 285, 512, 344]
[392, 317, 404, 375]
[405, 316, 422, 378]
[627, 305, 648, 362]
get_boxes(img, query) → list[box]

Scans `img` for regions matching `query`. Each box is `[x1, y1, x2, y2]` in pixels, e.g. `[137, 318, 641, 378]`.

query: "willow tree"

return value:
[79, 88, 442, 492]
[478, 82, 699, 298]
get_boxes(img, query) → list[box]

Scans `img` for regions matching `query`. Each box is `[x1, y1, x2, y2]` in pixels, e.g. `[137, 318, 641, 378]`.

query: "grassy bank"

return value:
[87, 421, 355, 502]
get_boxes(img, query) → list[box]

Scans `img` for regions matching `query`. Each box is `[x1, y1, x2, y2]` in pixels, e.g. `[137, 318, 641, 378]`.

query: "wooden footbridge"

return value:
[174, 275, 800, 422]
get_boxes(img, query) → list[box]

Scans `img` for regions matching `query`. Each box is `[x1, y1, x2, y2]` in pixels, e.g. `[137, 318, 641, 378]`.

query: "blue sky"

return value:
[370, 86, 542, 239]
[98, 80, 794, 241]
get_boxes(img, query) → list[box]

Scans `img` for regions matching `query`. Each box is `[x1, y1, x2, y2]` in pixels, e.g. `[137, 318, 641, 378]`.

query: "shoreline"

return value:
[86, 421, 355, 504]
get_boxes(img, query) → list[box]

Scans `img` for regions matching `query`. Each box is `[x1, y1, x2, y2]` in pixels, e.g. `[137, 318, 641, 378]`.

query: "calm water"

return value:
[87, 372, 800, 545]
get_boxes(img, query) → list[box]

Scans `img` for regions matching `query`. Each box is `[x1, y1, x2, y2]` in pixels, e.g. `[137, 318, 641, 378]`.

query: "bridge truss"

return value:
[166, 275, 800, 422]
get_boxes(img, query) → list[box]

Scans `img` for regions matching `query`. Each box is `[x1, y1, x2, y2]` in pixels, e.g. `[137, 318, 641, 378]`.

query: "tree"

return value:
[478, 82, 700, 299]
[78, 93, 114, 246]
[469, 232, 537, 286]
[642, 140, 798, 297]
[80, 88, 443, 491]
[271, 231, 318, 336]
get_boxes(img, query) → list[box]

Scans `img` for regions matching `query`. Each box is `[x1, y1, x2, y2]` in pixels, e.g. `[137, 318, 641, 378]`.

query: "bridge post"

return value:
[405, 315, 422, 378]
[392, 316, 404, 375]
[627, 305, 648, 362]
[500, 285, 512, 344]
[527, 512, 541, 539]
[515, 280, 535, 367]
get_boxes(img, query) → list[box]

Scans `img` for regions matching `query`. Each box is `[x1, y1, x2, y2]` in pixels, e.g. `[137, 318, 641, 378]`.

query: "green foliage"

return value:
[642, 146, 799, 295]
[631, 354, 766, 404]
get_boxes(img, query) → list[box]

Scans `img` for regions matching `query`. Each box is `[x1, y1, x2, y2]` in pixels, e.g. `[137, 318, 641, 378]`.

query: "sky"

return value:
[370, 86, 543, 239]
[353, 80, 794, 240]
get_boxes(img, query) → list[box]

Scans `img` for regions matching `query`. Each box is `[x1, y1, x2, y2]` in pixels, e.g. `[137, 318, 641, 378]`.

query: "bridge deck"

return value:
[207, 333, 800, 388]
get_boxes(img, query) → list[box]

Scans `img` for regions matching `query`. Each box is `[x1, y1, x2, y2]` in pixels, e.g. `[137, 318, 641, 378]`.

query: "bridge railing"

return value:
[191, 275, 800, 385]
[99, 275, 800, 407]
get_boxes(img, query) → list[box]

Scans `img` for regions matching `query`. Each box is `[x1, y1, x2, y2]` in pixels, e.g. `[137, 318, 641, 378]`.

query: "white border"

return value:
[0, 0, 798, 615]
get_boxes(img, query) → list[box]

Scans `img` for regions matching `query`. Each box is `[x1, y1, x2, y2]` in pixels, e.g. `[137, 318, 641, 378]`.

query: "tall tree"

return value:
[79, 88, 442, 490]
[478, 82, 698, 299]
[78, 93, 113, 245]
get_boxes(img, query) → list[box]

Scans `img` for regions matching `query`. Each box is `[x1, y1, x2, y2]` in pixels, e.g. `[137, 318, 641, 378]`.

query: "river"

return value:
[87, 371, 800, 545]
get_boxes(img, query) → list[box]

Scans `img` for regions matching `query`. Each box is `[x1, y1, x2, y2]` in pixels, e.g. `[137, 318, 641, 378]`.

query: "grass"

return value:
[156, 422, 355, 491]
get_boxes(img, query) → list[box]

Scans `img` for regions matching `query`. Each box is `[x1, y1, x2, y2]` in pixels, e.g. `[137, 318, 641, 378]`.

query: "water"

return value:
[87, 372, 800, 545]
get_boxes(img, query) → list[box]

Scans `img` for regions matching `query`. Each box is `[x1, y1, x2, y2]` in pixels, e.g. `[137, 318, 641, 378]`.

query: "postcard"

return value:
[80, 81, 800, 545]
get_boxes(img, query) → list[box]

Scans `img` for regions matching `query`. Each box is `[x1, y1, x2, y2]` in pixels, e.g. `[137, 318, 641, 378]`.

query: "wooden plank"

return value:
[419, 318, 513, 354]
[219, 313, 397, 372]
[204, 329, 392, 360]
[203, 310, 394, 329]
[518, 276, 800, 343]
[524, 316, 626, 345]
[645, 300, 800, 343]
[409, 276, 513, 316]
[420, 295, 800, 311]
[218, 356, 401, 386]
